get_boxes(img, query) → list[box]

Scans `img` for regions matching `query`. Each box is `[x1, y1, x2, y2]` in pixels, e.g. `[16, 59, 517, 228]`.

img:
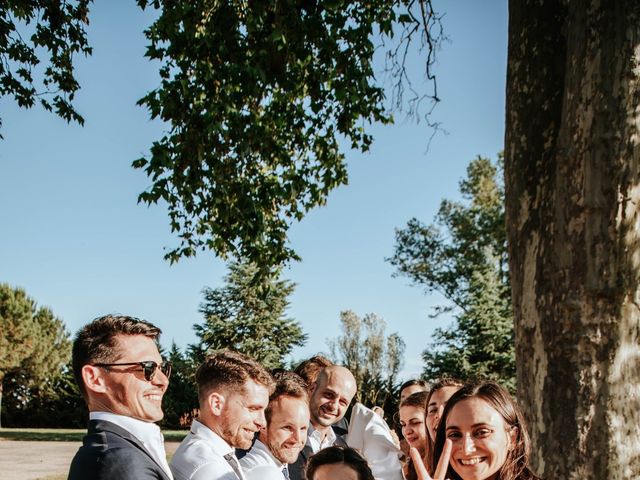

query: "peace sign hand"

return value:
[410, 439, 452, 480]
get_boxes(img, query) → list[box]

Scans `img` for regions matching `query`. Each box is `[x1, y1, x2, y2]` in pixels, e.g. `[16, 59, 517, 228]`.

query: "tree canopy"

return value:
[134, 0, 441, 270]
[192, 261, 307, 369]
[328, 310, 405, 409]
[0, 1, 92, 136]
[389, 155, 515, 390]
[0, 283, 70, 427]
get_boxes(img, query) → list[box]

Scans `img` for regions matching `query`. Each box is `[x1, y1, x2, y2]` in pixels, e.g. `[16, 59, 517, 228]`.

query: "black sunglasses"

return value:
[94, 360, 172, 381]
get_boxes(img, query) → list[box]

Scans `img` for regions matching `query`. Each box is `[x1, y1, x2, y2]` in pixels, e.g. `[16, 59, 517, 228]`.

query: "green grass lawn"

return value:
[0, 427, 188, 442]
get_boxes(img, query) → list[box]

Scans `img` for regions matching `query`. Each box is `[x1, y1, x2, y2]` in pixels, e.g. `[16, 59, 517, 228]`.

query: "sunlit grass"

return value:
[0, 427, 187, 442]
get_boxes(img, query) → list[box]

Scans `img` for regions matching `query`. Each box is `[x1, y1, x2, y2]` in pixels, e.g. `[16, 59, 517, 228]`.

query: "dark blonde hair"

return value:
[433, 381, 540, 480]
[196, 350, 274, 404]
[265, 371, 308, 423]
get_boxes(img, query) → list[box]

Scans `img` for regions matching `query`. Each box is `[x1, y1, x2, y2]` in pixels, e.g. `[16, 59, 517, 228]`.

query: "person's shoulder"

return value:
[171, 436, 231, 480]
[239, 443, 272, 469]
[244, 464, 285, 480]
[69, 444, 164, 480]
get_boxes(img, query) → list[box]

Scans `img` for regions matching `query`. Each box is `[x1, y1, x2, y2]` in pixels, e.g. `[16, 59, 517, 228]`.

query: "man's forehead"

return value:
[112, 334, 160, 359]
[235, 379, 269, 401]
[322, 378, 355, 399]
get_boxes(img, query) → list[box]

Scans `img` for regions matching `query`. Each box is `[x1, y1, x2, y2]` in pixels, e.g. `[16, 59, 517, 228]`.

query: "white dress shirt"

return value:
[170, 419, 245, 480]
[240, 439, 289, 479]
[307, 424, 337, 453]
[346, 403, 403, 480]
[90, 411, 173, 479]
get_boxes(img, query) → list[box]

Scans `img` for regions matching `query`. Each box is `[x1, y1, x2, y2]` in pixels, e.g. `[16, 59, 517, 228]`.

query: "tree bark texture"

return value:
[505, 1, 640, 478]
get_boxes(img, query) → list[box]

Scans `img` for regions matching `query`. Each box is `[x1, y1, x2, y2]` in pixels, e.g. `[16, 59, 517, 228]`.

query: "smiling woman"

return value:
[432, 381, 541, 480]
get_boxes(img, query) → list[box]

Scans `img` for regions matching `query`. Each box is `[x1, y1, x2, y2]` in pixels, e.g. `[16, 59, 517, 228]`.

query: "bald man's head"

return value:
[309, 365, 357, 429]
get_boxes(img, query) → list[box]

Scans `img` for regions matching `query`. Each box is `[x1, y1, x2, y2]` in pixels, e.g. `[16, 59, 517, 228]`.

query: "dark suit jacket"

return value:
[67, 419, 172, 480]
[288, 424, 348, 480]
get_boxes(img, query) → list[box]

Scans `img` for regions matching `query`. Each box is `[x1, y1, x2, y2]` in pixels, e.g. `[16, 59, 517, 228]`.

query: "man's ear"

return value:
[208, 391, 226, 416]
[82, 365, 108, 394]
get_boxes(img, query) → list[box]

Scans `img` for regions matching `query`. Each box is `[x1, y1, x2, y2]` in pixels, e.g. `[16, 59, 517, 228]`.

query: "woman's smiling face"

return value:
[399, 405, 427, 453]
[445, 397, 516, 480]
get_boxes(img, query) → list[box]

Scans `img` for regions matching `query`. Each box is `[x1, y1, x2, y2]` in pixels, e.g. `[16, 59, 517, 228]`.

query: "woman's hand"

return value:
[409, 439, 452, 480]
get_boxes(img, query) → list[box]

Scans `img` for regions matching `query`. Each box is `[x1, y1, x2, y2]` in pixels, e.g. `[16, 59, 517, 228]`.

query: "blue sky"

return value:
[0, 1, 507, 379]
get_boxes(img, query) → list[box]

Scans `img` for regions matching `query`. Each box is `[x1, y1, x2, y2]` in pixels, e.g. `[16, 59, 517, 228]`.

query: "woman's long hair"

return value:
[432, 381, 541, 480]
[424, 378, 464, 475]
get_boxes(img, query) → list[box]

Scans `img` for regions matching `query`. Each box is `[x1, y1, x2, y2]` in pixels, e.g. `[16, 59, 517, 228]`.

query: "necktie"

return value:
[223, 452, 244, 480]
[282, 466, 290, 480]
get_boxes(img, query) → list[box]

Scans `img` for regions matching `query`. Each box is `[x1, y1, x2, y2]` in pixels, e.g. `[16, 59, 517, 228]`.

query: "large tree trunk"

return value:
[0, 372, 4, 429]
[504, 1, 640, 478]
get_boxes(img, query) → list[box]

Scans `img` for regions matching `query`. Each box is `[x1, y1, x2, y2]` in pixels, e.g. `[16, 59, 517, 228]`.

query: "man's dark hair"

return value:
[72, 314, 161, 397]
[265, 371, 309, 423]
[196, 350, 275, 404]
[306, 446, 375, 480]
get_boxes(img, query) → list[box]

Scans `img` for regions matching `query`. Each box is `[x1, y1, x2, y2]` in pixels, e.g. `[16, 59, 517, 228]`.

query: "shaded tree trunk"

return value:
[505, 1, 640, 478]
[0, 372, 3, 428]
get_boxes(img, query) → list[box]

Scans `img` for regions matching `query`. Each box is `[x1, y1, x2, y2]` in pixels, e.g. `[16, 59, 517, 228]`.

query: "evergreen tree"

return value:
[192, 261, 307, 370]
[0, 283, 71, 427]
[389, 156, 515, 390]
[161, 342, 198, 429]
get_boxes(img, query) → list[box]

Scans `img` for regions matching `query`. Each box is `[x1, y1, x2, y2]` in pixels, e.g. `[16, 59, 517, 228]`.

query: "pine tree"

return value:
[389, 156, 515, 390]
[0, 284, 70, 427]
[192, 261, 307, 369]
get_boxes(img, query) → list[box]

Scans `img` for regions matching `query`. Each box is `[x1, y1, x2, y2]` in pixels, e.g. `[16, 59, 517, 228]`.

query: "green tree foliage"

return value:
[328, 310, 406, 408]
[1, 362, 87, 428]
[160, 342, 198, 429]
[389, 156, 515, 391]
[0, 283, 71, 427]
[0, 1, 92, 136]
[192, 261, 307, 370]
[134, 0, 441, 269]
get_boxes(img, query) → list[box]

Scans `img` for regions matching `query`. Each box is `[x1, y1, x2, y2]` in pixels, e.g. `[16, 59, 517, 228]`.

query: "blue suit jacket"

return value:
[67, 419, 172, 480]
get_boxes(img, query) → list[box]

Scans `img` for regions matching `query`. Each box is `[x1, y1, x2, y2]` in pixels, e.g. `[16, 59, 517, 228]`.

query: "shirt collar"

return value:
[307, 423, 336, 450]
[90, 411, 163, 446]
[190, 419, 234, 456]
[253, 438, 286, 468]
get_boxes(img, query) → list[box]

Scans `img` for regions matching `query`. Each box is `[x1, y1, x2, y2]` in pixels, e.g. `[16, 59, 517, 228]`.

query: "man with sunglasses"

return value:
[68, 314, 173, 480]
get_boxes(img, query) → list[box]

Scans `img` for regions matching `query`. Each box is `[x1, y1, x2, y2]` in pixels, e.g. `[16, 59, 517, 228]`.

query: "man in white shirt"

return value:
[68, 315, 173, 480]
[240, 372, 310, 479]
[170, 350, 274, 480]
[289, 365, 357, 480]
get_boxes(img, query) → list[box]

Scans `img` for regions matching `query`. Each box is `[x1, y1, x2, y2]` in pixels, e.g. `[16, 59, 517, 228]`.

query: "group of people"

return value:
[67, 314, 541, 480]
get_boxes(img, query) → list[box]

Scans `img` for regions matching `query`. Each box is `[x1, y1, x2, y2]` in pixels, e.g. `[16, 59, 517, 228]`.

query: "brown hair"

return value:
[400, 379, 429, 396]
[400, 390, 430, 410]
[265, 371, 309, 423]
[294, 355, 333, 390]
[306, 446, 375, 480]
[433, 381, 540, 480]
[424, 377, 464, 474]
[196, 349, 274, 404]
[72, 314, 161, 397]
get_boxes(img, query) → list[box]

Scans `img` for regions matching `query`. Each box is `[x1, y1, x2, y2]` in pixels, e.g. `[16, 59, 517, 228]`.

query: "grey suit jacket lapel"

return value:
[90, 420, 172, 480]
